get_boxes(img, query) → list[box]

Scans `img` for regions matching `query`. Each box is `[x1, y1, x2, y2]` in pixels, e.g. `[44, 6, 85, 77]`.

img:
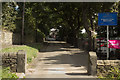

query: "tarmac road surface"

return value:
[26, 41, 98, 80]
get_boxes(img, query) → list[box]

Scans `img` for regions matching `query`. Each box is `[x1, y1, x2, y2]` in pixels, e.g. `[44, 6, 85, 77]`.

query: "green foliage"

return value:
[27, 43, 42, 51]
[3, 2, 118, 45]
[99, 66, 120, 80]
[2, 67, 18, 79]
[20, 3, 47, 43]
[106, 67, 120, 80]
[37, 29, 45, 38]
[2, 2, 18, 31]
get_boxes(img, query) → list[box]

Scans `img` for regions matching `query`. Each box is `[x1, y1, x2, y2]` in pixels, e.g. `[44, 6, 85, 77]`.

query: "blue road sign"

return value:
[98, 12, 117, 26]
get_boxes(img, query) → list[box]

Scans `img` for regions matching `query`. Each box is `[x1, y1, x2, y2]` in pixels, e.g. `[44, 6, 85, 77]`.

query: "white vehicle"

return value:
[46, 36, 56, 41]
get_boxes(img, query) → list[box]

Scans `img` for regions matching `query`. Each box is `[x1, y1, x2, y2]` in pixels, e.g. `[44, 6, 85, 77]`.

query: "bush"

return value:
[105, 66, 120, 80]
[2, 67, 18, 79]
[37, 29, 45, 42]
[99, 66, 120, 80]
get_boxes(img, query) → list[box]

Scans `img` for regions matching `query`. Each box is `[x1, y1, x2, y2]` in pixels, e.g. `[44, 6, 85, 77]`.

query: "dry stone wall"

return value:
[1, 31, 21, 45]
[2, 31, 13, 45]
[97, 60, 120, 66]
[12, 33, 21, 45]
[2, 50, 26, 73]
[97, 60, 120, 76]
[97, 60, 120, 70]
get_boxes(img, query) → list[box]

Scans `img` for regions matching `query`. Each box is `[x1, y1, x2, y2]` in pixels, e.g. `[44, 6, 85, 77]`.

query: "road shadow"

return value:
[38, 41, 89, 70]
[66, 73, 88, 75]
[43, 52, 88, 68]
[27, 41, 89, 76]
[39, 41, 84, 52]
[26, 41, 82, 52]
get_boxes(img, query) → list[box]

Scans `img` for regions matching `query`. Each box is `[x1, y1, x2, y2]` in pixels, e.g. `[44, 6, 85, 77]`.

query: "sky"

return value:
[81, 29, 86, 34]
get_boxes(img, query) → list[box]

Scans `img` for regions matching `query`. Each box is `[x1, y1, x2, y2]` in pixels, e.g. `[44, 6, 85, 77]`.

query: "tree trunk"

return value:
[21, 2, 25, 44]
[82, 6, 93, 51]
[36, 22, 38, 43]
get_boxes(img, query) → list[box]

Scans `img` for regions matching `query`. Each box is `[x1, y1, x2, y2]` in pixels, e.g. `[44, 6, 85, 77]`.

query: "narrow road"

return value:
[26, 41, 97, 79]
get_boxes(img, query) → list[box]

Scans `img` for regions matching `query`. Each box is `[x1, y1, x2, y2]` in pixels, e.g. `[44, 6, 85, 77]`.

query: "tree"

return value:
[4, 2, 116, 47]
[81, 2, 115, 50]
[2, 2, 18, 31]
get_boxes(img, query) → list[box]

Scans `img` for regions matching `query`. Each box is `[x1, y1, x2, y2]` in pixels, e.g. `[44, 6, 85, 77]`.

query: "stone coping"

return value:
[97, 60, 120, 66]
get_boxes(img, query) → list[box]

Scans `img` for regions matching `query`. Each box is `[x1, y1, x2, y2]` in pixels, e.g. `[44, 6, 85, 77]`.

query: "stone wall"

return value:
[13, 33, 36, 44]
[97, 60, 120, 66]
[1, 31, 42, 45]
[2, 31, 13, 45]
[0, 31, 21, 45]
[2, 50, 27, 73]
[12, 33, 21, 45]
[97, 60, 120, 77]
[97, 60, 120, 72]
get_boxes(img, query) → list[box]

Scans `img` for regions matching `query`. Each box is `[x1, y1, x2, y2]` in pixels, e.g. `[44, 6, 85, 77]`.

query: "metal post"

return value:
[107, 25, 109, 60]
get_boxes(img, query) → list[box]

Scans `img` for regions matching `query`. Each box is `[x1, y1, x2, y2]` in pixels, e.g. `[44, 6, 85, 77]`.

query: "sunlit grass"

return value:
[2, 44, 41, 63]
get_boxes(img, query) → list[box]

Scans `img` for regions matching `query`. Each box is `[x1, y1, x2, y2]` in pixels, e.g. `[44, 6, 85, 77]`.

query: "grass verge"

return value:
[2, 43, 41, 63]
[1, 43, 42, 79]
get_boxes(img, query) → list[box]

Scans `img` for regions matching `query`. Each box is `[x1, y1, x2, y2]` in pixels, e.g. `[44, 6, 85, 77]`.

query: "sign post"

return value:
[98, 12, 117, 60]
[107, 25, 109, 60]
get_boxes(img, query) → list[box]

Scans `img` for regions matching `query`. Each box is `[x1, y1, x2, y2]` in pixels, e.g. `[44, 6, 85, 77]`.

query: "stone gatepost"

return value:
[88, 51, 97, 76]
[17, 50, 27, 73]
